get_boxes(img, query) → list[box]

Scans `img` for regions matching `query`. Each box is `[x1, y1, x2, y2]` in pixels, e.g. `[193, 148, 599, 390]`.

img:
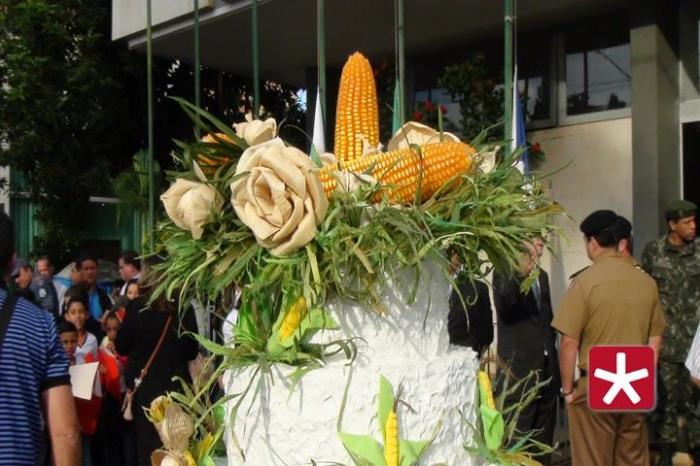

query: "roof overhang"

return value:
[116, 0, 629, 87]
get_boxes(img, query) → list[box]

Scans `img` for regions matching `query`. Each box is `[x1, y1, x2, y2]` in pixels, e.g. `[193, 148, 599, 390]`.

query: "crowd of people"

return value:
[448, 199, 699, 466]
[0, 211, 199, 466]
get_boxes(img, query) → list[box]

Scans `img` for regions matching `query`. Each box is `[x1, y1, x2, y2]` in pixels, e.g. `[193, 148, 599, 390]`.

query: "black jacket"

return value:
[448, 279, 494, 357]
[115, 297, 199, 404]
[493, 270, 558, 381]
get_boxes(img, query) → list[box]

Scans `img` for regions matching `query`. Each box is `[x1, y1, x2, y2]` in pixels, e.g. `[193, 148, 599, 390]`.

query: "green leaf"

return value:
[399, 439, 430, 466]
[378, 375, 394, 439]
[198, 456, 216, 466]
[479, 405, 505, 451]
[338, 433, 387, 466]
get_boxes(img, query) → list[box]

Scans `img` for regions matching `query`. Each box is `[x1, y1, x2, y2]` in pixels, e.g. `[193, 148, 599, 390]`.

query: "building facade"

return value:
[112, 0, 700, 306]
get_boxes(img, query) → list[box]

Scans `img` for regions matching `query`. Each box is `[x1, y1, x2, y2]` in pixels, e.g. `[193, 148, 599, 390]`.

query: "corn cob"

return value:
[319, 141, 475, 203]
[334, 52, 380, 164]
[384, 409, 399, 466]
[478, 370, 495, 409]
[279, 296, 307, 339]
[196, 133, 236, 175]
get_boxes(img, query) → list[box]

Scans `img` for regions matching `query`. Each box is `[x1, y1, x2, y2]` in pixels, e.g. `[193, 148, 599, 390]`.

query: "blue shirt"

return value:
[0, 289, 70, 465]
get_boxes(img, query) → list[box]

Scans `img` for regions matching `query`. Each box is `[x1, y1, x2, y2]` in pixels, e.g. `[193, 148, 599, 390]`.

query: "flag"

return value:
[510, 66, 529, 175]
[392, 80, 402, 134]
[311, 86, 325, 159]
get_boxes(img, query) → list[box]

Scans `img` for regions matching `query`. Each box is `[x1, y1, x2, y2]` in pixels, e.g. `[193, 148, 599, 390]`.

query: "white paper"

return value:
[69, 362, 99, 400]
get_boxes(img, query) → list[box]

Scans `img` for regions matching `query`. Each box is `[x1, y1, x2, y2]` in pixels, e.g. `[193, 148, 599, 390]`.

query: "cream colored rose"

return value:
[233, 113, 276, 146]
[232, 139, 328, 256]
[161, 179, 223, 240]
[387, 121, 460, 151]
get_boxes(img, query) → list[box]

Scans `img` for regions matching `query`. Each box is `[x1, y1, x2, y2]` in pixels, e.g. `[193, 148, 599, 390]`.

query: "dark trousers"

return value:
[134, 392, 161, 466]
[502, 355, 558, 466]
[92, 393, 125, 466]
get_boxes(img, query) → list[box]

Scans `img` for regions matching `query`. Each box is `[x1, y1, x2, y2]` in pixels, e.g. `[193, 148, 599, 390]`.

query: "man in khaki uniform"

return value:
[553, 210, 666, 466]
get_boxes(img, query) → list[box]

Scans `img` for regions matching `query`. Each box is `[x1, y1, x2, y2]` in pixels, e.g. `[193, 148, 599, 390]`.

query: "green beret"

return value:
[580, 210, 618, 236]
[665, 200, 697, 220]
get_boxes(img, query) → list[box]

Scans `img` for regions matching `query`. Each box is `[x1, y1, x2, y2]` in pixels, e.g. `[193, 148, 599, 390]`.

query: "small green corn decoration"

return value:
[279, 296, 307, 339]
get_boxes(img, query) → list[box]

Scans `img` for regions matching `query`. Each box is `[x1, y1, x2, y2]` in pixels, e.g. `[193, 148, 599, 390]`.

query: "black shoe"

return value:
[657, 444, 674, 466]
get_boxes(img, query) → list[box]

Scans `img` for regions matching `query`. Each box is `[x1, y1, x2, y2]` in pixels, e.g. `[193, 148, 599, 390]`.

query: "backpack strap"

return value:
[0, 292, 19, 356]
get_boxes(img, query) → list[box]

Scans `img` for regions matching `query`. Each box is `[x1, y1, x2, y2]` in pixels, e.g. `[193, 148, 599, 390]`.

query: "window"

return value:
[563, 14, 631, 117]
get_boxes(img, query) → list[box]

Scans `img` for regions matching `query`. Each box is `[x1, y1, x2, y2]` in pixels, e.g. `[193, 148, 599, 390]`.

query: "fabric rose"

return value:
[233, 113, 276, 146]
[161, 179, 223, 239]
[387, 121, 459, 152]
[232, 138, 328, 256]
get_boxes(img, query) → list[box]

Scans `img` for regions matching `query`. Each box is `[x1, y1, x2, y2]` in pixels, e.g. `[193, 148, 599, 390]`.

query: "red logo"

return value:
[588, 346, 656, 411]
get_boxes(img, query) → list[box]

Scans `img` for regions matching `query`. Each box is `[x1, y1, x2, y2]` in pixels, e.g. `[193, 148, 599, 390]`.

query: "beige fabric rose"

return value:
[161, 179, 223, 240]
[387, 121, 460, 152]
[233, 113, 276, 146]
[232, 138, 328, 256]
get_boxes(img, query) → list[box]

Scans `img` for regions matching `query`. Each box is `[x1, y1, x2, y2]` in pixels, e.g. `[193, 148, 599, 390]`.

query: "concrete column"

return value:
[631, 0, 680, 250]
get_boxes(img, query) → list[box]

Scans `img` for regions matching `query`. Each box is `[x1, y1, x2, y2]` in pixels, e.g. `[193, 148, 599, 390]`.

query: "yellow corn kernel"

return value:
[384, 410, 399, 466]
[279, 296, 307, 339]
[334, 52, 379, 163]
[319, 141, 476, 204]
[479, 371, 495, 409]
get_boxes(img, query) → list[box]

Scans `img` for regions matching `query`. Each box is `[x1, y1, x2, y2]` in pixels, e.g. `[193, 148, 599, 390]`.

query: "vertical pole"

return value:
[193, 0, 201, 137]
[146, 0, 155, 251]
[503, 0, 514, 145]
[397, 0, 406, 124]
[251, 0, 260, 117]
[317, 0, 326, 124]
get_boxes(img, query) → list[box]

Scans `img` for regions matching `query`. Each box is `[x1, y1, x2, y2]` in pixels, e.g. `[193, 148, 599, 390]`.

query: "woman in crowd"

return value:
[115, 259, 199, 466]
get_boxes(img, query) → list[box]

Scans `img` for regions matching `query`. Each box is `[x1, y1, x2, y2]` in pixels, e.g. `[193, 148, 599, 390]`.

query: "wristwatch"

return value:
[559, 387, 574, 397]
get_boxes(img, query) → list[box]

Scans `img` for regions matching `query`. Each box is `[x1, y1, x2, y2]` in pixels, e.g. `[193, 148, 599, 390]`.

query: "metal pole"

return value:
[397, 0, 405, 124]
[146, 0, 155, 251]
[194, 1, 201, 107]
[251, 0, 260, 117]
[504, 0, 513, 145]
[193, 0, 201, 138]
[317, 0, 326, 125]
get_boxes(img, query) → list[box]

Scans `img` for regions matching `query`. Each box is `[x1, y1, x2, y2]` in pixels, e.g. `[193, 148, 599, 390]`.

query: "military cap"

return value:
[612, 215, 632, 239]
[665, 200, 697, 220]
[580, 210, 618, 236]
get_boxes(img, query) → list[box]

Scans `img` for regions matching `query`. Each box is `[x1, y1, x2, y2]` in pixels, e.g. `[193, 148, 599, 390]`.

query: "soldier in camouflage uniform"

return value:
[642, 200, 700, 466]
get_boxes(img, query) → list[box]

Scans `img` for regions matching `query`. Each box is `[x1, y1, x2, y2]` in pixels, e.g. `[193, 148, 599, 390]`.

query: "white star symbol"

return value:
[593, 352, 649, 405]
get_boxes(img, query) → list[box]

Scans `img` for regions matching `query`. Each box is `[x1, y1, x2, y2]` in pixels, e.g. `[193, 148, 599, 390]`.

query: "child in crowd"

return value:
[93, 311, 126, 466]
[125, 279, 140, 301]
[58, 321, 78, 366]
[65, 296, 98, 364]
[63, 297, 101, 466]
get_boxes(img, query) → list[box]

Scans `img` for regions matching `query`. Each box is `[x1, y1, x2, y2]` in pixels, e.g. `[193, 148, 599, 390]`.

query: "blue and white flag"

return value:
[311, 86, 326, 157]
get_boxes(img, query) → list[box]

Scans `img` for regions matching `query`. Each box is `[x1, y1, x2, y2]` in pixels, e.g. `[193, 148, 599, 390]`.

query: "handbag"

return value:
[122, 313, 173, 421]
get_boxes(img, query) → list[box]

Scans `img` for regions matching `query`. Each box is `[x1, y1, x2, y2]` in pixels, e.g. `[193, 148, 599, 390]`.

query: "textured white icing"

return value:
[224, 262, 481, 465]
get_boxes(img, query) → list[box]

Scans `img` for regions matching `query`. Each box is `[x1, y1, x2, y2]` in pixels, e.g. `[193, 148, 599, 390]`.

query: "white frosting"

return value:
[224, 262, 481, 465]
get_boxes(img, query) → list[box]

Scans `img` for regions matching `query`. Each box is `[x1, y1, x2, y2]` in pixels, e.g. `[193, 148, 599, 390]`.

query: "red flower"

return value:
[423, 100, 435, 112]
[412, 111, 423, 122]
[531, 142, 542, 153]
[440, 105, 448, 115]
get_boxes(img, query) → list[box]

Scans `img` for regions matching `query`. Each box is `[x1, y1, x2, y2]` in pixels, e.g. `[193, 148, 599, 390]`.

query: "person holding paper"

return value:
[65, 296, 98, 365]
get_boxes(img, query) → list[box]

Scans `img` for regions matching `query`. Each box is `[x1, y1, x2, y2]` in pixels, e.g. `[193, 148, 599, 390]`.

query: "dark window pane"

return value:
[565, 13, 631, 116]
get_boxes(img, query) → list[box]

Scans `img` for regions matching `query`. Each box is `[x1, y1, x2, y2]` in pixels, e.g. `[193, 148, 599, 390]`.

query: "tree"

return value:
[0, 0, 141, 263]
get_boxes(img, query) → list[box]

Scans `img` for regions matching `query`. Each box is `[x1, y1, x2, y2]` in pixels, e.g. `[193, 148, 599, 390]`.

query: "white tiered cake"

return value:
[224, 263, 480, 465]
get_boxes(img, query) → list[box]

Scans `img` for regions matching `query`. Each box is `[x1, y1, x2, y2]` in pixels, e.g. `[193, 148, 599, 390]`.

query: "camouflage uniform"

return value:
[642, 236, 700, 449]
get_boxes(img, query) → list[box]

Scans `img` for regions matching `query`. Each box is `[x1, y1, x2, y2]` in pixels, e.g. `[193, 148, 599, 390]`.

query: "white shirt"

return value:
[119, 273, 141, 295]
[685, 322, 700, 379]
[75, 332, 98, 365]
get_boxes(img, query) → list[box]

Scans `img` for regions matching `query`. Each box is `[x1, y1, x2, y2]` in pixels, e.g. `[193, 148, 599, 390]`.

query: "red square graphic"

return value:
[588, 345, 656, 412]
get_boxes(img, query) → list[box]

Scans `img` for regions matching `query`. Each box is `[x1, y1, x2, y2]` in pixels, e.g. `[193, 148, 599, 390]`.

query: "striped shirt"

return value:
[685, 322, 700, 380]
[0, 289, 70, 465]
